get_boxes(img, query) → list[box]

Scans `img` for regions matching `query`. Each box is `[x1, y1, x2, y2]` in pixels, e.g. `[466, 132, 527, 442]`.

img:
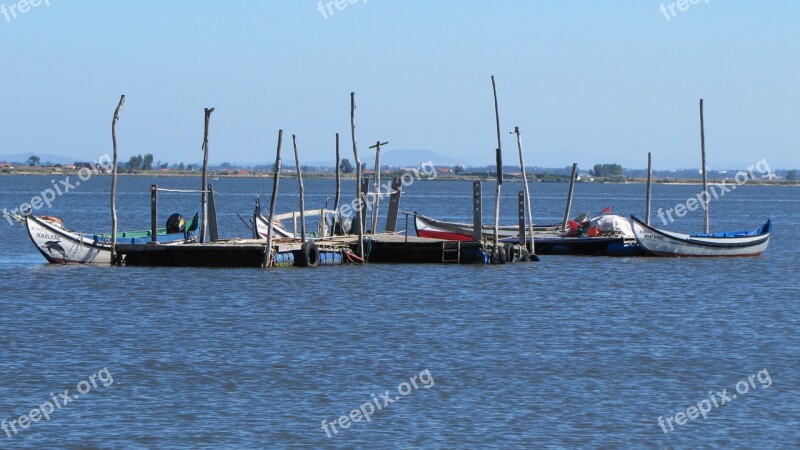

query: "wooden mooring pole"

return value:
[292, 135, 306, 243]
[200, 107, 214, 243]
[646, 152, 653, 226]
[369, 140, 388, 234]
[208, 183, 218, 241]
[110, 94, 125, 264]
[518, 191, 525, 249]
[511, 126, 536, 255]
[150, 184, 157, 242]
[490, 76, 503, 260]
[334, 133, 341, 211]
[699, 99, 709, 233]
[351, 92, 365, 258]
[472, 181, 482, 242]
[562, 163, 578, 231]
[265, 130, 283, 267]
[384, 176, 403, 233]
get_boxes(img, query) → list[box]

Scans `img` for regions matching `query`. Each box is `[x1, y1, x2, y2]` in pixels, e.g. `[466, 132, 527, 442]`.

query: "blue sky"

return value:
[1, 1, 798, 169]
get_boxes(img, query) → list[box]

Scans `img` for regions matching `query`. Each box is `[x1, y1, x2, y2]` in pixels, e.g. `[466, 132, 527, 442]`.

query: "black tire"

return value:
[504, 243, 515, 263]
[493, 246, 506, 264]
[297, 242, 320, 267]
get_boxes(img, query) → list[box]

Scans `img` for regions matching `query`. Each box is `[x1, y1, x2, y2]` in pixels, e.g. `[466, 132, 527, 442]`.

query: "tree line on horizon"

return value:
[12, 154, 799, 181]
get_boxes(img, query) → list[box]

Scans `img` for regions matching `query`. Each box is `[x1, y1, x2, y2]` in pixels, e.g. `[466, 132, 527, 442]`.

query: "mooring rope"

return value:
[155, 188, 213, 193]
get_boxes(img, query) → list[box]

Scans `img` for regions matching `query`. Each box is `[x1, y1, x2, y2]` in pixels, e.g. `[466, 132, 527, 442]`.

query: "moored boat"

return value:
[630, 215, 771, 257]
[254, 208, 351, 240]
[23, 214, 196, 264]
[415, 213, 642, 256]
[414, 213, 558, 241]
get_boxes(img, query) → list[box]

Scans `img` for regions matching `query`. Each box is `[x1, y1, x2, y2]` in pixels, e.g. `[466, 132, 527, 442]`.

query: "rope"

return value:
[344, 249, 365, 264]
[155, 188, 214, 193]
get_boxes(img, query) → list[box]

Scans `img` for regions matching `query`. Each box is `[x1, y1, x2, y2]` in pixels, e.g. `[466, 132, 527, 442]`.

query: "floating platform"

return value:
[351, 234, 487, 264]
[116, 239, 346, 268]
[115, 233, 498, 267]
[501, 235, 643, 257]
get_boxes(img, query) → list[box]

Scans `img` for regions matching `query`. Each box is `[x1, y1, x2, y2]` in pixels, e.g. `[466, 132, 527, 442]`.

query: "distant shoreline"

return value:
[1, 170, 797, 186]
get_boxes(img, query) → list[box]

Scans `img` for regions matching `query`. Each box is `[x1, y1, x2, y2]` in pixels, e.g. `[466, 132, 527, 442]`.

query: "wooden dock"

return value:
[116, 233, 493, 267]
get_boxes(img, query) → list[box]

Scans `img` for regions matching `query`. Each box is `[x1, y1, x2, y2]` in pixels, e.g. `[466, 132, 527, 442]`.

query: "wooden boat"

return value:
[630, 215, 771, 257]
[254, 209, 350, 240]
[414, 213, 558, 241]
[415, 213, 642, 256]
[23, 214, 195, 264]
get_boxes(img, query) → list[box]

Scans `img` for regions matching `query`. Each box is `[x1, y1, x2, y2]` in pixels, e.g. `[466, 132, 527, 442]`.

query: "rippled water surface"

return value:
[1, 175, 798, 448]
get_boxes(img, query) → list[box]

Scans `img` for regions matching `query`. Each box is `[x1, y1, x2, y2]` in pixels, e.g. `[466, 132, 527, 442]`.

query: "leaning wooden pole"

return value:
[200, 107, 215, 243]
[562, 163, 578, 231]
[351, 92, 364, 258]
[512, 127, 535, 255]
[110, 94, 125, 265]
[265, 130, 283, 267]
[646, 152, 653, 226]
[491, 76, 503, 256]
[699, 98, 709, 233]
[292, 135, 306, 243]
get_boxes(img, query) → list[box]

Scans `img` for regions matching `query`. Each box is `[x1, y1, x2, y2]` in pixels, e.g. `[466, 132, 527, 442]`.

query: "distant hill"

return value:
[0, 153, 79, 165]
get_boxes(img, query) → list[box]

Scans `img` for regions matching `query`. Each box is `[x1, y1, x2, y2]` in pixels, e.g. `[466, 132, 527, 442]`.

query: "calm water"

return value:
[0, 174, 798, 448]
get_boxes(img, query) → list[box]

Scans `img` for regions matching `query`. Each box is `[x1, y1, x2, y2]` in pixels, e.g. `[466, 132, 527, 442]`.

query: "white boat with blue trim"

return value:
[630, 215, 771, 257]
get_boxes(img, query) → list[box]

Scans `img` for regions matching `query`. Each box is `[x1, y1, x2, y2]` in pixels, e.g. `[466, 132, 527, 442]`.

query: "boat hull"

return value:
[416, 213, 642, 256]
[414, 214, 558, 242]
[25, 215, 188, 264]
[630, 215, 770, 257]
[26, 216, 112, 264]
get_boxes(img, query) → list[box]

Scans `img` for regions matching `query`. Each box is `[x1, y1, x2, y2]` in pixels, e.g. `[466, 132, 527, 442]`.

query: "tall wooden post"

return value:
[200, 107, 215, 243]
[360, 177, 370, 234]
[512, 127, 536, 254]
[292, 135, 306, 243]
[472, 181, 482, 242]
[646, 152, 653, 226]
[265, 130, 283, 267]
[150, 185, 157, 243]
[351, 92, 364, 258]
[699, 99, 709, 233]
[208, 183, 218, 241]
[491, 76, 503, 256]
[334, 133, 341, 211]
[384, 176, 403, 233]
[518, 191, 525, 248]
[369, 140, 388, 234]
[110, 94, 125, 264]
[562, 163, 578, 231]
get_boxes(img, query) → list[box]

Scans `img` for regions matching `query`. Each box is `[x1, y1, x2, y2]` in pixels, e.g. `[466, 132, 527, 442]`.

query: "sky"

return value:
[1, 0, 798, 170]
